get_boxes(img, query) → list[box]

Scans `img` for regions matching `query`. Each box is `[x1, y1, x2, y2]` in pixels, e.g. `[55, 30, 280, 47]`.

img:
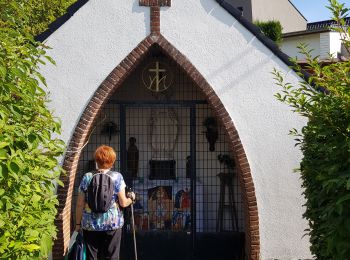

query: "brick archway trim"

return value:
[53, 34, 260, 259]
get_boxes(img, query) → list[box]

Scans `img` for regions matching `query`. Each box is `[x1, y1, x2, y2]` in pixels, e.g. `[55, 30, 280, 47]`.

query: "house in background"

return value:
[226, 0, 307, 33]
[281, 18, 350, 63]
[228, 0, 350, 63]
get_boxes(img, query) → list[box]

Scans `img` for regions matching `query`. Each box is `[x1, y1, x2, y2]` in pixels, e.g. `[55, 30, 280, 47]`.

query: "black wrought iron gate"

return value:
[74, 99, 245, 259]
[116, 101, 244, 260]
[118, 102, 196, 260]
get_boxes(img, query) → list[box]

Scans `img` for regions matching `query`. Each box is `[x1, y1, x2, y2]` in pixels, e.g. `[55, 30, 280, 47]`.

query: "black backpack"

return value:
[87, 171, 115, 213]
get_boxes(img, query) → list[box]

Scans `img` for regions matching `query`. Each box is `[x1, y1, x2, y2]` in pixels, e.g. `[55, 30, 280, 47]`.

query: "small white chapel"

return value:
[38, 0, 313, 259]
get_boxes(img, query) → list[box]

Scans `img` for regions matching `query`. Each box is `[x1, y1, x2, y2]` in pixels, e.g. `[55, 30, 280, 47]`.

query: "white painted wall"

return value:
[329, 31, 342, 58]
[40, 0, 150, 145]
[281, 33, 320, 61]
[282, 31, 348, 61]
[41, 0, 311, 258]
[161, 1, 311, 259]
[319, 32, 331, 59]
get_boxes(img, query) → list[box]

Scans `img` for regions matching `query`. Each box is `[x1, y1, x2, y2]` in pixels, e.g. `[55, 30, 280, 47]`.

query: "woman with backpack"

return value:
[75, 145, 135, 260]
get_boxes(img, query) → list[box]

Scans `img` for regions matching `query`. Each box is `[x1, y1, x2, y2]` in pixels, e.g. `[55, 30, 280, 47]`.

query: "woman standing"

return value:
[75, 145, 135, 260]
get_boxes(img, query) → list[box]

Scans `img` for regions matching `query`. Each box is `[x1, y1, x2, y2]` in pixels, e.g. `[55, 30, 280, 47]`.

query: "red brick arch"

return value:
[53, 34, 260, 259]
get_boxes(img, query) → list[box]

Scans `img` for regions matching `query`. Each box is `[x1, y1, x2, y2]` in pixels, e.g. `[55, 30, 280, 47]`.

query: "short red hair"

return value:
[94, 145, 116, 169]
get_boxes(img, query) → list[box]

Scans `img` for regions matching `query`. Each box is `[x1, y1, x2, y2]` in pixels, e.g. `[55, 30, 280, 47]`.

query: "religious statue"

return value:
[203, 117, 219, 152]
[127, 137, 139, 178]
[149, 108, 179, 160]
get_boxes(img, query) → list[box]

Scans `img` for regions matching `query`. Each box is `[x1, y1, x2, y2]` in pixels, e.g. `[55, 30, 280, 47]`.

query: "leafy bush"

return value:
[274, 1, 350, 258]
[0, 1, 67, 259]
[19, 0, 77, 35]
[255, 20, 283, 45]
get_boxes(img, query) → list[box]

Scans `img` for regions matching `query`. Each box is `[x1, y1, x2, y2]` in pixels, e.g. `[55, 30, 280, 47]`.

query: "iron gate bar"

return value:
[120, 105, 127, 184]
[190, 104, 197, 252]
[119, 102, 198, 253]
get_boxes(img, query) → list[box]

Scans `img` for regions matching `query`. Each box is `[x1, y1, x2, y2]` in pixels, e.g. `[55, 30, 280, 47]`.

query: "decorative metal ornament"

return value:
[142, 61, 173, 92]
[203, 117, 218, 152]
[100, 121, 119, 141]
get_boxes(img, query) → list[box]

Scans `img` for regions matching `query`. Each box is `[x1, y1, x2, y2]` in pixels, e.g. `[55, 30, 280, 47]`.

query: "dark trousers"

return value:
[83, 228, 122, 260]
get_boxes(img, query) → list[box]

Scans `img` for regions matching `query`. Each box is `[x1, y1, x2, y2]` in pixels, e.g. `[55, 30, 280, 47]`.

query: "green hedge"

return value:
[274, 1, 350, 258]
[255, 20, 283, 45]
[0, 0, 74, 258]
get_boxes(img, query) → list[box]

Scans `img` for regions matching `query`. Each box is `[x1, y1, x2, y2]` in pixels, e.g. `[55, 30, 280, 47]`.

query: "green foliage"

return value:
[274, 1, 350, 259]
[0, 1, 65, 259]
[255, 20, 283, 45]
[18, 0, 77, 35]
[327, 0, 350, 52]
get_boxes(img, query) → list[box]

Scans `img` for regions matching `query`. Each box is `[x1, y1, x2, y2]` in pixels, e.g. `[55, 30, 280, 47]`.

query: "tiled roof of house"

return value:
[306, 17, 350, 31]
[283, 17, 350, 38]
[307, 17, 350, 31]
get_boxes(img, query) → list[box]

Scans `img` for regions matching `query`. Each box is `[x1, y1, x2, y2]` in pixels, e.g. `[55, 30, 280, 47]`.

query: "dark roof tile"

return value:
[307, 17, 350, 31]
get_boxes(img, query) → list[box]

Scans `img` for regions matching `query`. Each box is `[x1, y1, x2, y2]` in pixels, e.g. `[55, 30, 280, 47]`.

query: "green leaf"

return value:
[0, 142, 10, 149]
[336, 194, 350, 205]
[346, 179, 350, 190]
[31, 194, 41, 204]
[0, 149, 7, 159]
[0, 163, 8, 178]
[56, 179, 64, 187]
[0, 66, 6, 78]
[23, 244, 41, 251]
[6, 201, 13, 211]
[8, 161, 19, 174]
[0, 219, 5, 228]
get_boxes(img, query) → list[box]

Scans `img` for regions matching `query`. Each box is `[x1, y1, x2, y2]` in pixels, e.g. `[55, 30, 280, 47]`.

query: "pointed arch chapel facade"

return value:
[40, 0, 312, 259]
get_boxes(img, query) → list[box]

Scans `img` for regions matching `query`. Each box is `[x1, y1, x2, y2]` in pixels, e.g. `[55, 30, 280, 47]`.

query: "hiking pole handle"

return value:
[125, 186, 136, 203]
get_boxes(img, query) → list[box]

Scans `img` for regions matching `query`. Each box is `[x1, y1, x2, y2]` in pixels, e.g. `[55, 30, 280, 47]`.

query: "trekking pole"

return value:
[127, 187, 138, 260]
[130, 202, 138, 260]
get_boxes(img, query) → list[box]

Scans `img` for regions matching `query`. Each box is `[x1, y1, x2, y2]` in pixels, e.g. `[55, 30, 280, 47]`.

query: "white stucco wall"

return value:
[161, 1, 311, 259]
[281, 33, 320, 61]
[40, 0, 150, 144]
[282, 31, 348, 61]
[328, 31, 342, 58]
[41, 0, 311, 259]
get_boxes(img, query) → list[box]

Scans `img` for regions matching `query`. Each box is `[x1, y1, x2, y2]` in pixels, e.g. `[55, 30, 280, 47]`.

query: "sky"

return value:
[291, 0, 350, 23]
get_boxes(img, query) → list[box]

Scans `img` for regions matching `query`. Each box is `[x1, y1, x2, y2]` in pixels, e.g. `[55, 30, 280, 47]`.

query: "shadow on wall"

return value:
[197, 0, 288, 98]
[199, 0, 237, 27]
[131, 0, 149, 34]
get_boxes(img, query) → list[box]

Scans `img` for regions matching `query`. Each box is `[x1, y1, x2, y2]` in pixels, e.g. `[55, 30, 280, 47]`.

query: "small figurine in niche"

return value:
[100, 121, 119, 141]
[218, 154, 235, 173]
[203, 117, 218, 152]
[127, 137, 139, 178]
